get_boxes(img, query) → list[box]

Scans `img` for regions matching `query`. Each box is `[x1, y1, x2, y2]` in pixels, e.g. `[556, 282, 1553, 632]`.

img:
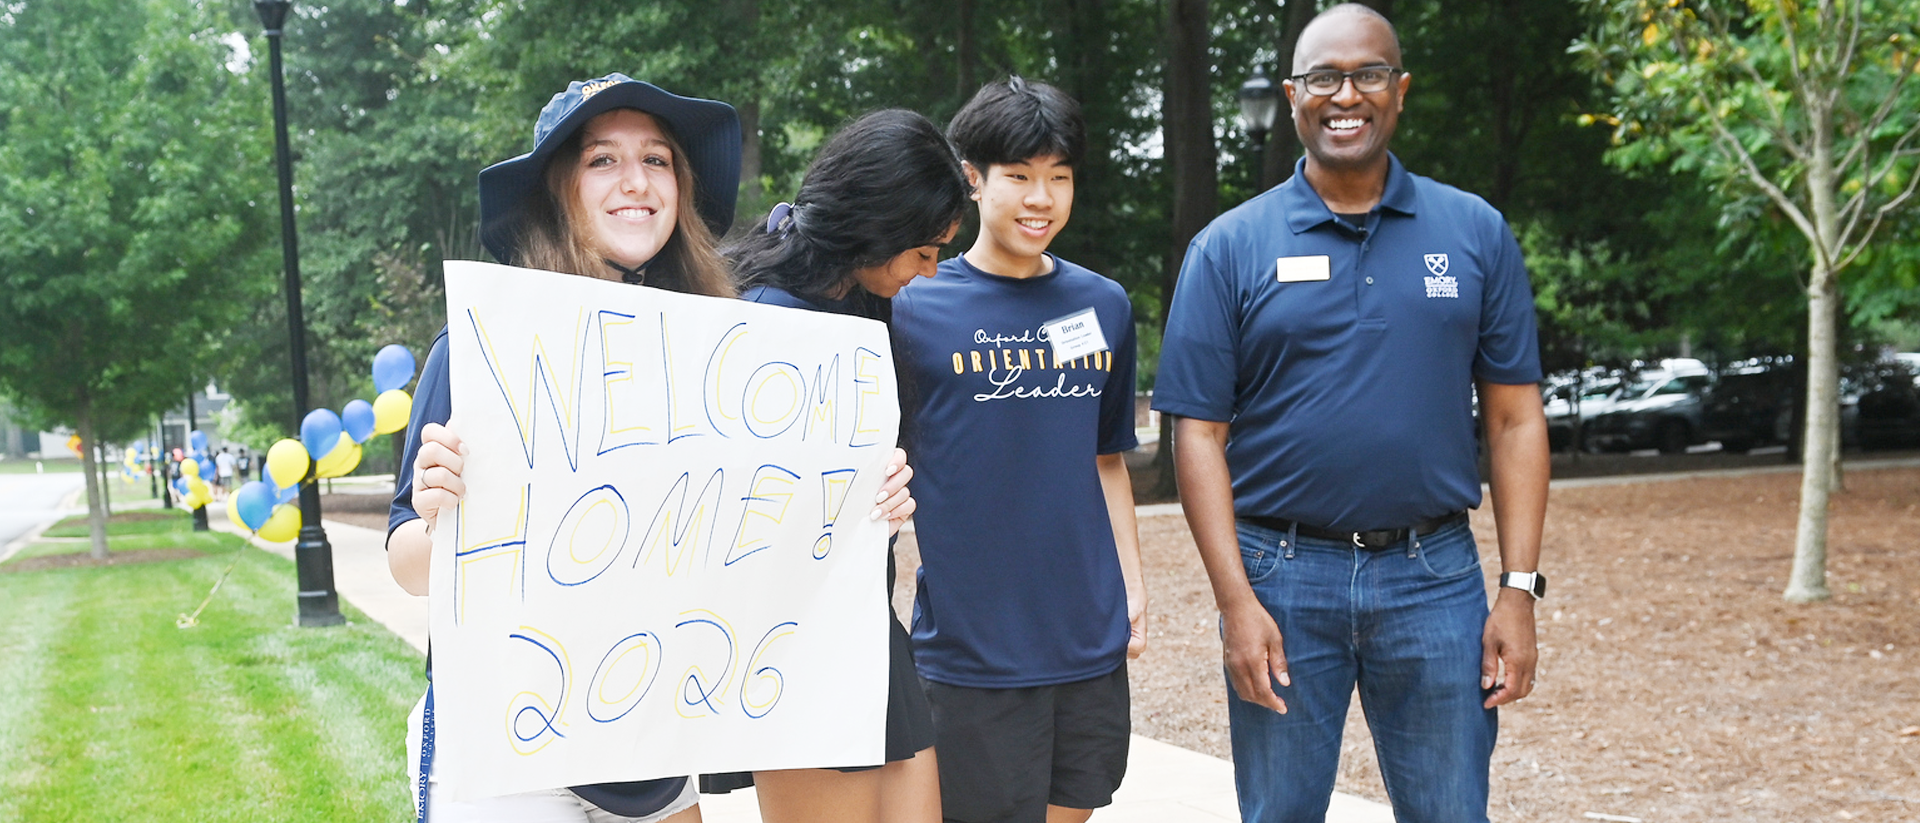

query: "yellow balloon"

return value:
[188, 491, 211, 511]
[373, 389, 413, 435]
[187, 475, 210, 499]
[266, 439, 310, 488]
[180, 458, 201, 478]
[257, 504, 301, 543]
[225, 496, 250, 531]
[314, 433, 363, 479]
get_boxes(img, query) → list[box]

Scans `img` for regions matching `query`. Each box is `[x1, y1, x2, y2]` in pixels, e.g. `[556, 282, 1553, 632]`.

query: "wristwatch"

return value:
[1500, 571, 1547, 600]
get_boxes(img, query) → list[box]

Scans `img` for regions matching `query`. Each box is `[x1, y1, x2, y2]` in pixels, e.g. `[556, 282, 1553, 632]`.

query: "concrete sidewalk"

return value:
[219, 498, 1394, 823]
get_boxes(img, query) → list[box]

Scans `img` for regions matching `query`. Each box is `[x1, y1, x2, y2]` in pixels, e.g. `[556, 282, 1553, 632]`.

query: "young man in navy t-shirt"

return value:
[891, 77, 1145, 823]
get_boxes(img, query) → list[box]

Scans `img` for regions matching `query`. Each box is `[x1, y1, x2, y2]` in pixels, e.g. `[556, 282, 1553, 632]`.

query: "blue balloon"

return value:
[373, 344, 418, 394]
[189, 429, 208, 451]
[342, 399, 377, 444]
[234, 481, 277, 531]
[197, 456, 215, 481]
[172, 476, 189, 497]
[301, 409, 344, 459]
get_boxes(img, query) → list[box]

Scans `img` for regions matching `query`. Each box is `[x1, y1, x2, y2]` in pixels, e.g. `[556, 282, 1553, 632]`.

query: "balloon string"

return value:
[176, 545, 247, 629]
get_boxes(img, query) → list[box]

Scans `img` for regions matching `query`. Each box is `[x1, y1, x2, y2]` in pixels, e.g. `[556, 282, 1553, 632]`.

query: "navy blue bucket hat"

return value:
[478, 74, 741, 264]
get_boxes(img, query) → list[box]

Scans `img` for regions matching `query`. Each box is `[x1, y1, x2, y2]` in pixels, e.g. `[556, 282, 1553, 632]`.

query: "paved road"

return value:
[0, 471, 88, 556]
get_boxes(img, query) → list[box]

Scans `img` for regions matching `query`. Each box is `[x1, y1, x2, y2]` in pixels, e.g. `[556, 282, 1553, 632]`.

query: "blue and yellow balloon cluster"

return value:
[171, 429, 220, 510]
[225, 344, 417, 542]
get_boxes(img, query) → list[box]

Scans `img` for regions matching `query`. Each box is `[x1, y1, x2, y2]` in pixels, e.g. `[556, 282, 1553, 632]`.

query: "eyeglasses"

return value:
[1288, 66, 1402, 97]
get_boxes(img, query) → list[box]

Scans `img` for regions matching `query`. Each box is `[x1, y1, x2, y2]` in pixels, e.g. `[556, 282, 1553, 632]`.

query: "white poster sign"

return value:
[431, 261, 895, 801]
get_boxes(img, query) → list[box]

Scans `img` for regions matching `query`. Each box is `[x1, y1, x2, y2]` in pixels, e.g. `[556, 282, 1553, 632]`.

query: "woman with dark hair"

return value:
[386, 74, 917, 823]
[729, 109, 970, 318]
[721, 108, 971, 823]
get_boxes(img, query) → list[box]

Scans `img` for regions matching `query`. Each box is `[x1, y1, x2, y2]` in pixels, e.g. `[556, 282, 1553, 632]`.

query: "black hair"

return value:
[726, 109, 969, 321]
[946, 75, 1087, 170]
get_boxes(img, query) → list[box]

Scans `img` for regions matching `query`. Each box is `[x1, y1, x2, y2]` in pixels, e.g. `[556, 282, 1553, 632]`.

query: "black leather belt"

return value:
[1238, 511, 1469, 550]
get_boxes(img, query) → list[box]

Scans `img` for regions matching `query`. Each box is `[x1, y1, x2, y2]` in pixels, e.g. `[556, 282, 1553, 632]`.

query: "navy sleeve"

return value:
[388, 328, 453, 541]
[1472, 219, 1544, 385]
[1097, 293, 1140, 455]
[1152, 233, 1241, 421]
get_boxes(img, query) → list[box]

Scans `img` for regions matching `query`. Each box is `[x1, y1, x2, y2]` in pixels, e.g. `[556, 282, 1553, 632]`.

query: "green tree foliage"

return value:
[0, 0, 276, 557]
[1579, 0, 1920, 601]
[217, 0, 489, 437]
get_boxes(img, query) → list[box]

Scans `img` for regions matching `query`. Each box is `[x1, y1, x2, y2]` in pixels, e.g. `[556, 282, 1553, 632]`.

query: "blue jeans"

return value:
[1227, 519, 1496, 823]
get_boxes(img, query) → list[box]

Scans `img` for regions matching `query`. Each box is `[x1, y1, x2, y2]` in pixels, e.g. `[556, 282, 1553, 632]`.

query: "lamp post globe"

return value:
[253, 0, 289, 32]
[1237, 67, 1280, 146]
[256, 0, 343, 627]
[1238, 67, 1280, 189]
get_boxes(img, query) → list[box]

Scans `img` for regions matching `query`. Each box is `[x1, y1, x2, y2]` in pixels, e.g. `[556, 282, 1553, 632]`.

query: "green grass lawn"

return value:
[0, 512, 424, 822]
[0, 457, 82, 474]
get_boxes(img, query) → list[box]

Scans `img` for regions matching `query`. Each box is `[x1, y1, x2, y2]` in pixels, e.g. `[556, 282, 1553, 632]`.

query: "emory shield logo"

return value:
[1424, 253, 1449, 277]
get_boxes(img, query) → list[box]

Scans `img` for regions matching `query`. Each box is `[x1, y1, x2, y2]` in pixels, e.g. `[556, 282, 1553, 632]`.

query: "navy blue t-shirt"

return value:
[740, 284, 853, 313]
[388, 327, 689, 817]
[892, 253, 1138, 688]
[1152, 155, 1542, 532]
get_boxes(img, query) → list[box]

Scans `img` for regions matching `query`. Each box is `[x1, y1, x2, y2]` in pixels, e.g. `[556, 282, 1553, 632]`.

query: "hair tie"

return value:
[767, 202, 795, 235]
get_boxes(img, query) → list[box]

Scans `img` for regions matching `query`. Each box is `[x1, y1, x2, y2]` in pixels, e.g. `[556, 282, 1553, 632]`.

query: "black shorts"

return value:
[922, 663, 1130, 823]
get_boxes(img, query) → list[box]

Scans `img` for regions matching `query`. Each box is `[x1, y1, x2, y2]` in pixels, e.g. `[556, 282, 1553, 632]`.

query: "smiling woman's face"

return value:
[573, 109, 680, 271]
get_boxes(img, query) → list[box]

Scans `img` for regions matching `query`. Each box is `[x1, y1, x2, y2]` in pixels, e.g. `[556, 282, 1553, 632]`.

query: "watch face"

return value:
[1504, 572, 1546, 599]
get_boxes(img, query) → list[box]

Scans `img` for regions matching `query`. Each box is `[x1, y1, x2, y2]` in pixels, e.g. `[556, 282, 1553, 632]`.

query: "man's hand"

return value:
[1126, 595, 1148, 659]
[1222, 601, 1290, 713]
[1481, 590, 1538, 707]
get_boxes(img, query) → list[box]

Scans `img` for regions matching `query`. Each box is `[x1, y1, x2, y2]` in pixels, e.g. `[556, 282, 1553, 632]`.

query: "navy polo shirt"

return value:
[1152, 155, 1541, 532]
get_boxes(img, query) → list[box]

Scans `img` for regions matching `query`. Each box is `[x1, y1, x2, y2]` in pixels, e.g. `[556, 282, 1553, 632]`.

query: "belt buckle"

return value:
[1351, 532, 1365, 549]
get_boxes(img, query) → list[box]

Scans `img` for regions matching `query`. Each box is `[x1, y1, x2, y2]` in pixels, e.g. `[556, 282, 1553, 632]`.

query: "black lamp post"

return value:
[1237, 67, 1281, 189]
[256, 0, 342, 627]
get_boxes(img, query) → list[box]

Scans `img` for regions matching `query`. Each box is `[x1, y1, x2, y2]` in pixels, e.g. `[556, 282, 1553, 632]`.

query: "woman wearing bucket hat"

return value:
[719, 108, 971, 823]
[386, 74, 916, 823]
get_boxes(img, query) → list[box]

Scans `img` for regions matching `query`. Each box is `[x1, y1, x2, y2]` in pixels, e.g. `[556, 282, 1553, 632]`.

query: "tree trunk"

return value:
[96, 441, 112, 518]
[1261, 0, 1318, 189]
[738, 96, 763, 213]
[956, 0, 976, 100]
[1153, 0, 1218, 500]
[76, 404, 109, 560]
[1786, 112, 1841, 604]
[1786, 268, 1838, 603]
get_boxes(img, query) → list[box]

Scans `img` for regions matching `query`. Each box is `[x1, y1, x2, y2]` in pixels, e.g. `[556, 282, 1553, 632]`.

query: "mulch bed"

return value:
[1127, 466, 1920, 823]
[1, 547, 207, 574]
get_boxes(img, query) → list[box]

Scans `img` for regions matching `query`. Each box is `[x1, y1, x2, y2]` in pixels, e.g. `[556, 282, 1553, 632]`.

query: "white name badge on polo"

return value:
[1043, 307, 1109, 364]
[1275, 255, 1331, 282]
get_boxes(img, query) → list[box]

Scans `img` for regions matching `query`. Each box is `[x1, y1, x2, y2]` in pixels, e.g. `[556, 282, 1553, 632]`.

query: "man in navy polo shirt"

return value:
[1153, 5, 1549, 822]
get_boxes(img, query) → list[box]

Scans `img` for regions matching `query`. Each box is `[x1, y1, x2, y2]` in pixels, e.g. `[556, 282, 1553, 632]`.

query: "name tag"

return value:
[1043, 308, 1108, 364]
[1275, 255, 1331, 283]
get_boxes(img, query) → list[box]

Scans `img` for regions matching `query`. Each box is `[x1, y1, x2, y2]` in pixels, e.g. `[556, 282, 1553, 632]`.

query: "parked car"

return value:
[1698, 365, 1794, 453]
[1584, 364, 1714, 454]
[1855, 356, 1920, 449]
[1544, 376, 1624, 451]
